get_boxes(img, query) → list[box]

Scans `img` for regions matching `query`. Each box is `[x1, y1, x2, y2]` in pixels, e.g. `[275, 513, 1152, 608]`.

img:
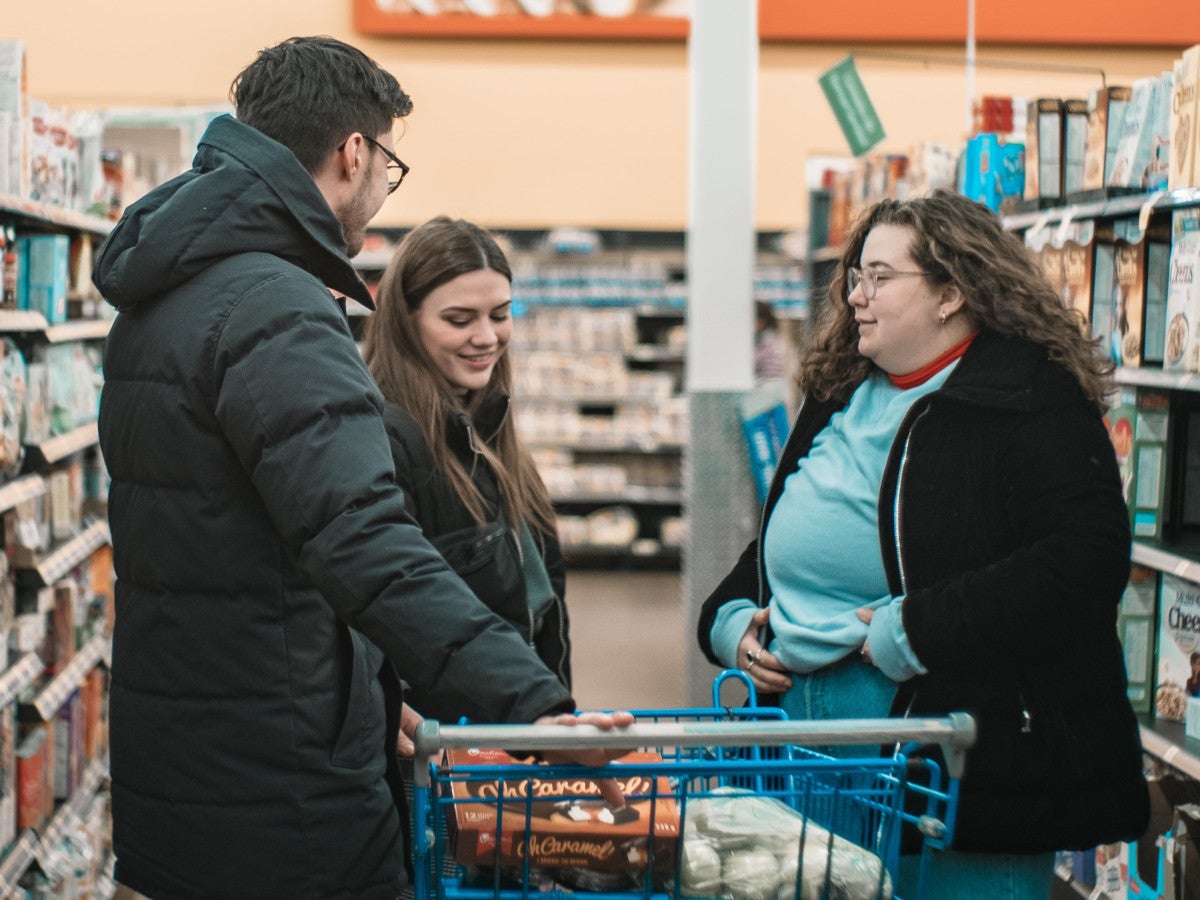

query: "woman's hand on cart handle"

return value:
[738, 608, 792, 693]
[534, 710, 637, 810]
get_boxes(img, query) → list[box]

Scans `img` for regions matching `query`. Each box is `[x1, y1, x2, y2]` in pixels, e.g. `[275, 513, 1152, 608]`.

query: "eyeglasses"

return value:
[360, 135, 410, 194]
[846, 266, 928, 301]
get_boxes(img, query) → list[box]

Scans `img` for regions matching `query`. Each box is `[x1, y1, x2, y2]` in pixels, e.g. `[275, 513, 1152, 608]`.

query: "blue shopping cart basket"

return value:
[411, 672, 974, 900]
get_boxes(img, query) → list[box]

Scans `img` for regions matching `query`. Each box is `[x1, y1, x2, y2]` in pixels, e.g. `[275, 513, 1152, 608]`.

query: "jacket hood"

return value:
[92, 114, 374, 312]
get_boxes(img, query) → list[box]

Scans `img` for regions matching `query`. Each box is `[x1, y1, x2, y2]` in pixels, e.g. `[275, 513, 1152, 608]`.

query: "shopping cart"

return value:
[411, 672, 975, 900]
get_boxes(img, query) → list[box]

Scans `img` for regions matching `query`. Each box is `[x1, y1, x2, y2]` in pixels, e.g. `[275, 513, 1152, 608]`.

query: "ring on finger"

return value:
[747, 659, 756, 672]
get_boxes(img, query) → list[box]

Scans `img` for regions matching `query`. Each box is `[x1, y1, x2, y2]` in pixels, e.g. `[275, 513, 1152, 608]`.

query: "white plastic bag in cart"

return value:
[679, 787, 892, 900]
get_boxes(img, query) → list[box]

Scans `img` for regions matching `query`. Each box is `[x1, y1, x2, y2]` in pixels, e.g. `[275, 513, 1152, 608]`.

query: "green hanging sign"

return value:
[818, 56, 885, 157]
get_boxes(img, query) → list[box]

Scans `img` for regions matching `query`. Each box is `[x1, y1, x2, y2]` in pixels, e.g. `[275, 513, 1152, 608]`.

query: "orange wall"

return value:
[4, 2, 1190, 230]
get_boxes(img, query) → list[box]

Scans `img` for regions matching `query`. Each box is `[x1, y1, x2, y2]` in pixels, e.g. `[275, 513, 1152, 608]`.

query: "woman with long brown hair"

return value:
[363, 216, 570, 713]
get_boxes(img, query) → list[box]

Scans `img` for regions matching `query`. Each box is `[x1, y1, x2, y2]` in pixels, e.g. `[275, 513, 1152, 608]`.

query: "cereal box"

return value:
[1132, 388, 1170, 541]
[445, 748, 679, 873]
[1120, 564, 1158, 715]
[1025, 98, 1063, 201]
[1164, 207, 1200, 373]
[1084, 86, 1132, 192]
[1155, 574, 1200, 737]
[1113, 220, 1147, 367]
[1110, 75, 1165, 191]
[1170, 46, 1200, 192]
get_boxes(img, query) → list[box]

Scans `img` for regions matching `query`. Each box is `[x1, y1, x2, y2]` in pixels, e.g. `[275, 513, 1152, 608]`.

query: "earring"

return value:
[939, 310, 947, 325]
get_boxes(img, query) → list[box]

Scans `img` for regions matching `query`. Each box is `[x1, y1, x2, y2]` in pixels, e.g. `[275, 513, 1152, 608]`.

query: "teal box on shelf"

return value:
[958, 133, 1025, 214]
[22, 234, 68, 324]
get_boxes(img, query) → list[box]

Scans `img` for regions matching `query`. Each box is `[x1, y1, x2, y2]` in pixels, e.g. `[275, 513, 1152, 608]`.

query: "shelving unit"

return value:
[0, 188, 115, 897]
[1003, 187, 1200, 898]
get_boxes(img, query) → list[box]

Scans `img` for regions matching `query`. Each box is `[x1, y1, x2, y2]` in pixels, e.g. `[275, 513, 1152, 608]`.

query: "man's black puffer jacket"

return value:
[94, 114, 573, 900]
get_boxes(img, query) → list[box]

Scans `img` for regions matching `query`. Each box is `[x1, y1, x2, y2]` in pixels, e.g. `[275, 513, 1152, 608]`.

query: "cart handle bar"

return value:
[412, 713, 976, 784]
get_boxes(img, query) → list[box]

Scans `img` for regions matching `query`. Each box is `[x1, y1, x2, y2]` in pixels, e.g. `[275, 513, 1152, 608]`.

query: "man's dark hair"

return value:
[231, 36, 413, 175]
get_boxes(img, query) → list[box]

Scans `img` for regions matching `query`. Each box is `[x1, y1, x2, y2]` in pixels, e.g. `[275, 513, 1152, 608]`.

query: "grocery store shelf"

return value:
[0, 653, 43, 708]
[0, 830, 38, 896]
[25, 421, 99, 467]
[0, 309, 50, 333]
[552, 486, 683, 506]
[626, 345, 684, 363]
[13, 519, 111, 588]
[43, 318, 112, 343]
[1002, 187, 1200, 232]
[1116, 366, 1200, 393]
[1139, 716, 1200, 783]
[0, 192, 115, 237]
[1131, 541, 1200, 583]
[30, 632, 108, 720]
[530, 439, 684, 454]
[0, 474, 46, 515]
[35, 755, 109, 870]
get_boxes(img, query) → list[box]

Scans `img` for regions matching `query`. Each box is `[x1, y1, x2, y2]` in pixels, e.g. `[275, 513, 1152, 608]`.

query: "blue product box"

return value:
[958, 133, 1025, 213]
[23, 234, 69, 324]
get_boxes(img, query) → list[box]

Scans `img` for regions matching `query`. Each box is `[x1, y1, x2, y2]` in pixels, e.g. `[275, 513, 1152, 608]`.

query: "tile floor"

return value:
[563, 567, 690, 712]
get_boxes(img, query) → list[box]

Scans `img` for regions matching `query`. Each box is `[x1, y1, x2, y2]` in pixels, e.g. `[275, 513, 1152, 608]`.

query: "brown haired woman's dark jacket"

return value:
[381, 397, 572, 709]
[699, 330, 1149, 853]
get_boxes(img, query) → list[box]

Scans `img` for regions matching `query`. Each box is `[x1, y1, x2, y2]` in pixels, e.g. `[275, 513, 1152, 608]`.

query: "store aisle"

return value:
[564, 568, 690, 712]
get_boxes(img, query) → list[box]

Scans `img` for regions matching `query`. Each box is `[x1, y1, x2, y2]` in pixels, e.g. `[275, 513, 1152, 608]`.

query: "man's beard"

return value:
[337, 168, 376, 258]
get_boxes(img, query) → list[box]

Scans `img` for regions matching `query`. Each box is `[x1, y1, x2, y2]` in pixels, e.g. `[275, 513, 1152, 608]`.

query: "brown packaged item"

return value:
[1171, 46, 1200, 192]
[444, 748, 679, 873]
[1084, 86, 1133, 191]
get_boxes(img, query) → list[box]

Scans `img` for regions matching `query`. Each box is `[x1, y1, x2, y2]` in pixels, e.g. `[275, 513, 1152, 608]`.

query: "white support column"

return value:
[687, 0, 758, 393]
[683, 1, 760, 707]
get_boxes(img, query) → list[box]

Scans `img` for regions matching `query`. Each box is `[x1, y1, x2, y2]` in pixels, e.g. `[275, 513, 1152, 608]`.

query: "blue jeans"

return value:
[777, 649, 898, 757]
[777, 653, 1053, 900]
[897, 850, 1053, 900]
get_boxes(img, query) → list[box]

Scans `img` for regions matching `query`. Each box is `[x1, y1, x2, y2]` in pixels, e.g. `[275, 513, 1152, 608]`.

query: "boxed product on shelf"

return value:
[0, 336, 26, 476]
[1164, 207, 1200, 373]
[1132, 388, 1169, 540]
[0, 41, 27, 198]
[0, 702, 14, 853]
[1121, 564, 1159, 715]
[1062, 221, 1095, 333]
[20, 233, 69, 323]
[47, 460, 83, 543]
[1024, 98, 1064, 203]
[1061, 98, 1088, 197]
[1083, 85, 1133, 193]
[15, 720, 52, 832]
[1146, 227, 1172, 367]
[1109, 73, 1171, 192]
[1108, 218, 1158, 368]
[27, 101, 79, 210]
[1093, 230, 1117, 353]
[957, 133, 1025, 214]
[1154, 573, 1200, 735]
[1170, 46, 1200, 193]
[53, 689, 82, 803]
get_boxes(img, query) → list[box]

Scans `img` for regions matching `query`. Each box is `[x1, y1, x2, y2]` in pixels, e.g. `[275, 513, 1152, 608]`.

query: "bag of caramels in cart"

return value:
[443, 747, 680, 886]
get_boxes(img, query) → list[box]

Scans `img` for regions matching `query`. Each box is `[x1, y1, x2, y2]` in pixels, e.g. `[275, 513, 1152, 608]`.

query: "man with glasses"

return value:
[95, 36, 628, 900]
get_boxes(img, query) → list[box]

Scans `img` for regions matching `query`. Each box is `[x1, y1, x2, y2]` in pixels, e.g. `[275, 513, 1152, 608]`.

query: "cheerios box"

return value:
[1163, 207, 1200, 373]
[444, 748, 679, 873]
[1155, 573, 1200, 737]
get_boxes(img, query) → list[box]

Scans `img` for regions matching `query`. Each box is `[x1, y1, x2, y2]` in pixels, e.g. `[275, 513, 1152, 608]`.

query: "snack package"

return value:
[679, 788, 892, 900]
[445, 748, 679, 873]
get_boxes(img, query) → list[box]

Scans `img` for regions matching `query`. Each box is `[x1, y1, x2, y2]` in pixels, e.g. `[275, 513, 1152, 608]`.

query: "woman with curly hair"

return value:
[698, 190, 1148, 898]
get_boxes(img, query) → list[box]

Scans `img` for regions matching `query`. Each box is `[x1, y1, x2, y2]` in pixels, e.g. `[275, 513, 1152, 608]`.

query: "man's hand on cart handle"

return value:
[738, 608, 792, 694]
[398, 703, 423, 757]
[533, 710, 637, 810]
